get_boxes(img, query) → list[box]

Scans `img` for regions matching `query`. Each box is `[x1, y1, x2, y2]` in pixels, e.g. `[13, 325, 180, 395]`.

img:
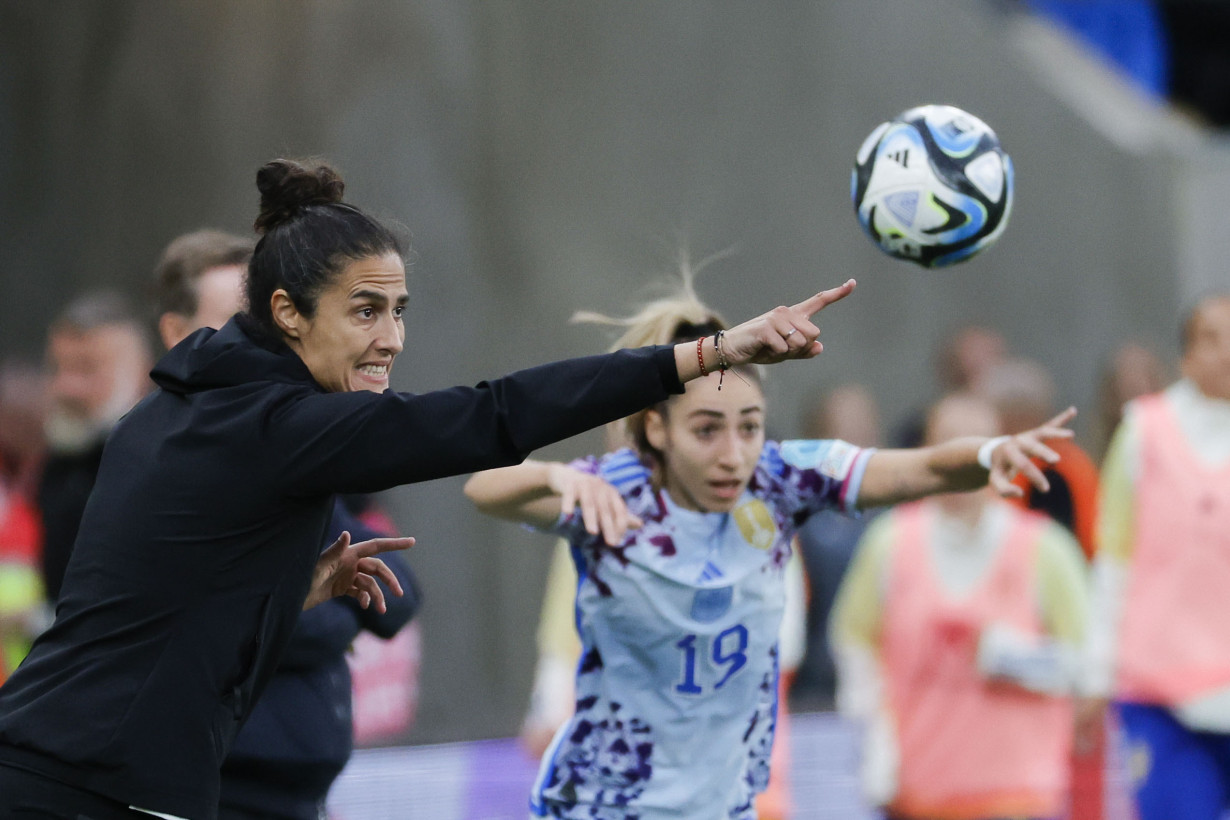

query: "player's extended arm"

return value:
[855, 408, 1077, 509]
[464, 460, 642, 546]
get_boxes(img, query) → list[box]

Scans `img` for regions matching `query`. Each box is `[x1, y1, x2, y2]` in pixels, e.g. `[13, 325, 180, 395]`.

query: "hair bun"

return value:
[253, 158, 345, 234]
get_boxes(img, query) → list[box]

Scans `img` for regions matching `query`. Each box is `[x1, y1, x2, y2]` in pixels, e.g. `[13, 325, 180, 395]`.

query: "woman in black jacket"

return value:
[0, 158, 855, 820]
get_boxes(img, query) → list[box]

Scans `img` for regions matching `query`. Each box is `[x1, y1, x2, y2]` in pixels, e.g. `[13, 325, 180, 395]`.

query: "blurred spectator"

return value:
[793, 383, 884, 706]
[520, 540, 584, 760]
[38, 291, 152, 604]
[977, 357, 1100, 560]
[0, 362, 48, 500]
[150, 228, 421, 820]
[1085, 293, 1230, 820]
[892, 325, 1007, 448]
[977, 357, 1109, 819]
[0, 362, 46, 685]
[832, 392, 1089, 820]
[1095, 342, 1168, 462]
[151, 228, 253, 346]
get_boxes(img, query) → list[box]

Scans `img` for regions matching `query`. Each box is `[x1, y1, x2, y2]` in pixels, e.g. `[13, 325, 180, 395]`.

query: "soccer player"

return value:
[464, 278, 1075, 819]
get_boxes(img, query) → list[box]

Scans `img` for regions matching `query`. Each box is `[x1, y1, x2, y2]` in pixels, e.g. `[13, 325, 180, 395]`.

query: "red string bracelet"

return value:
[697, 336, 709, 377]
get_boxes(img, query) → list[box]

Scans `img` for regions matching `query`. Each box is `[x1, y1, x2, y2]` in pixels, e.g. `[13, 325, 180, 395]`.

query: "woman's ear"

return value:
[270, 289, 302, 339]
[157, 312, 189, 350]
[644, 408, 668, 454]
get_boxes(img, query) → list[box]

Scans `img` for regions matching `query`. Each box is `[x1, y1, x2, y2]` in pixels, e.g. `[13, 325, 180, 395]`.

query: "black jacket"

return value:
[217, 502, 419, 820]
[0, 316, 680, 820]
[36, 438, 106, 603]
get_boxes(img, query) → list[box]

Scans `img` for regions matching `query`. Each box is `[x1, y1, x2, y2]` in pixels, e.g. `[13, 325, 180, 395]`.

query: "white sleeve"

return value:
[1080, 557, 1128, 698]
[777, 548, 807, 672]
[832, 641, 898, 806]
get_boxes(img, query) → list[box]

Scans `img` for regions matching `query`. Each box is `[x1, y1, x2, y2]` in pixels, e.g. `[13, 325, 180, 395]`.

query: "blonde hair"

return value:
[572, 259, 726, 352]
[572, 251, 756, 462]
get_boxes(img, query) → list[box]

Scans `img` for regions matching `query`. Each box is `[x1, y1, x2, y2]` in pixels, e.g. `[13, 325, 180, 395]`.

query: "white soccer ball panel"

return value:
[964, 152, 1006, 204]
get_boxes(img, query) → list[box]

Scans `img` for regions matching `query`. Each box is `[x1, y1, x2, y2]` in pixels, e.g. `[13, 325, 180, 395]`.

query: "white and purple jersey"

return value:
[531, 440, 872, 819]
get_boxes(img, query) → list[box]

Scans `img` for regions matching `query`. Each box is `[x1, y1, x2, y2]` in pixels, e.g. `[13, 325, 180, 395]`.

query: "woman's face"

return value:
[275, 253, 408, 393]
[645, 372, 765, 513]
[1183, 296, 1230, 401]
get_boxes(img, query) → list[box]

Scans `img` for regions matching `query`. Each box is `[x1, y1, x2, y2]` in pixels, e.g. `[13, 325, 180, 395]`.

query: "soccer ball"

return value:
[851, 105, 1013, 268]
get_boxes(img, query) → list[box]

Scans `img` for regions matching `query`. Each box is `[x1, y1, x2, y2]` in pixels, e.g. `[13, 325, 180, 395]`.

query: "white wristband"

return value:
[977, 436, 1011, 471]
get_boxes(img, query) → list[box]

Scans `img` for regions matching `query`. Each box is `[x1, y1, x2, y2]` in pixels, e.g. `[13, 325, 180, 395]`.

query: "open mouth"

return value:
[709, 479, 743, 500]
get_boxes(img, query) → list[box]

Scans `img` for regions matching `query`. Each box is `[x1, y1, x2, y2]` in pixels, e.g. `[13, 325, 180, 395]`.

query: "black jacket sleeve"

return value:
[270, 346, 682, 496]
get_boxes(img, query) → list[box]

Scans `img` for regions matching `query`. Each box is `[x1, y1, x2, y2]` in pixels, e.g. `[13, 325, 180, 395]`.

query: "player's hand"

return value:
[303, 531, 414, 612]
[721, 279, 856, 365]
[986, 407, 1077, 498]
[547, 464, 642, 546]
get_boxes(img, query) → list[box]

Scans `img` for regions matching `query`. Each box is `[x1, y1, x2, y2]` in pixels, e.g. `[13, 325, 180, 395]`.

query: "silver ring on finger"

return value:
[784, 328, 797, 339]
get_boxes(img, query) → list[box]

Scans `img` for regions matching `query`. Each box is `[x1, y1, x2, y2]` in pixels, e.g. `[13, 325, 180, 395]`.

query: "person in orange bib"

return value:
[832, 392, 1090, 820]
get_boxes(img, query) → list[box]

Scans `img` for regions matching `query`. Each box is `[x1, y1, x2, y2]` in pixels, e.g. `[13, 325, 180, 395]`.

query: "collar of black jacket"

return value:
[150, 313, 320, 395]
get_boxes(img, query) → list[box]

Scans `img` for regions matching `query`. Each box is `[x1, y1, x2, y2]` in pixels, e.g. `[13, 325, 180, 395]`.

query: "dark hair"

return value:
[54, 289, 144, 335]
[245, 158, 405, 340]
[152, 230, 254, 319]
[50, 289, 154, 358]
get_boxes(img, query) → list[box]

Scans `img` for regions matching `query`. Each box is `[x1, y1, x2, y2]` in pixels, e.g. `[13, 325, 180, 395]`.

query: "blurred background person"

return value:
[1094, 342, 1169, 462]
[0, 361, 48, 502]
[0, 362, 47, 685]
[38, 290, 153, 605]
[891, 325, 1008, 448]
[831, 392, 1089, 820]
[977, 357, 1100, 561]
[151, 228, 253, 344]
[792, 382, 884, 708]
[976, 357, 1109, 819]
[1084, 293, 1230, 820]
[151, 228, 422, 820]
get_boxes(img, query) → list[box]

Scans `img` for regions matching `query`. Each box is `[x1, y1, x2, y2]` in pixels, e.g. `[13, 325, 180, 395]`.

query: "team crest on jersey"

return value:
[733, 500, 777, 550]
[691, 586, 733, 622]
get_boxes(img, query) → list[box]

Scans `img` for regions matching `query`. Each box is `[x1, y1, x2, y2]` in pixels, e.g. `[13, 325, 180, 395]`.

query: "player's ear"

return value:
[644, 409, 667, 453]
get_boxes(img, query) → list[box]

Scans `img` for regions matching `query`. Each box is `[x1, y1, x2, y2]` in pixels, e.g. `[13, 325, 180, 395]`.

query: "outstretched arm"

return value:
[856, 407, 1077, 509]
[280, 281, 858, 498]
[464, 460, 641, 546]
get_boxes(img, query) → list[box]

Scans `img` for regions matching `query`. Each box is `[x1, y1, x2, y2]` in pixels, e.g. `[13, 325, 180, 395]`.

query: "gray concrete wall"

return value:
[0, 0, 1222, 742]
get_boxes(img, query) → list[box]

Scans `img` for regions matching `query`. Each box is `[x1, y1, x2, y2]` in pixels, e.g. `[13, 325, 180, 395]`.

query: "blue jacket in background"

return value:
[218, 501, 420, 820]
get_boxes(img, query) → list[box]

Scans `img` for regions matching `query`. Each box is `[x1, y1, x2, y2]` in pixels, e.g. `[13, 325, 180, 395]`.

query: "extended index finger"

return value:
[791, 279, 857, 317]
[353, 536, 416, 557]
[1042, 406, 1078, 431]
